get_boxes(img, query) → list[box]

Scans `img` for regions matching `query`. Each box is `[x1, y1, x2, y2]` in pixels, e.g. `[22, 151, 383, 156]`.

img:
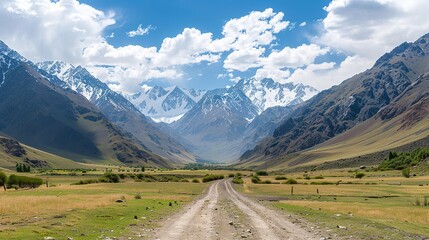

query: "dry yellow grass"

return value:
[244, 177, 429, 197]
[282, 200, 429, 225]
[240, 171, 429, 237]
[0, 194, 122, 222]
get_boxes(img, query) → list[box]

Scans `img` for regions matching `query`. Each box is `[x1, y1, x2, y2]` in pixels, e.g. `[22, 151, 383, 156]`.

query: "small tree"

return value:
[0, 171, 7, 191]
[141, 166, 145, 172]
[355, 172, 365, 179]
[16, 163, 22, 172]
[402, 168, 410, 178]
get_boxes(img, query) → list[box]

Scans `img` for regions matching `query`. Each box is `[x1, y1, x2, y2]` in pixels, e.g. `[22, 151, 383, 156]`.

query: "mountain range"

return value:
[0, 41, 197, 168]
[1, 32, 429, 171]
[36, 61, 196, 165]
[239, 33, 429, 170]
[125, 85, 206, 123]
[0, 44, 169, 168]
[171, 80, 316, 162]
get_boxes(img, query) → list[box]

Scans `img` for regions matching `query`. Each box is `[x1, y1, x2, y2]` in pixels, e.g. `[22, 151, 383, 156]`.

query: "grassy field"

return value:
[0, 171, 210, 240]
[1, 166, 428, 239]
[237, 170, 429, 239]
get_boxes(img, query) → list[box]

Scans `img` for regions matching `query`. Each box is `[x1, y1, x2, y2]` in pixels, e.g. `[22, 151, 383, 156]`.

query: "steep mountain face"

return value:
[240, 106, 293, 153]
[0, 49, 167, 167]
[237, 71, 429, 171]
[242, 33, 429, 161]
[375, 71, 429, 129]
[126, 85, 206, 123]
[235, 78, 318, 113]
[171, 86, 257, 161]
[37, 61, 196, 165]
[169, 76, 316, 162]
[174, 87, 259, 139]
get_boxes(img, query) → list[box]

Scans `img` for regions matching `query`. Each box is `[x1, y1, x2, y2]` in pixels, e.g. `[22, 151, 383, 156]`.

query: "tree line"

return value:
[0, 171, 43, 190]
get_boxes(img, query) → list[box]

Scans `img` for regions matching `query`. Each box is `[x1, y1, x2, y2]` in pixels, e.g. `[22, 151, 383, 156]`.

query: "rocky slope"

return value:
[241, 33, 429, 162]
[37, 61, 196, 165]
[0, 41, 169, 167]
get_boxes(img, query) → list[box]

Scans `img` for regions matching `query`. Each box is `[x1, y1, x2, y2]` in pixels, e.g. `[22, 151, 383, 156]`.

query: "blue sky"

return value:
[80, 0, 331, 90]
[83, 0, 330, 48]
[1, 0, 429, 93]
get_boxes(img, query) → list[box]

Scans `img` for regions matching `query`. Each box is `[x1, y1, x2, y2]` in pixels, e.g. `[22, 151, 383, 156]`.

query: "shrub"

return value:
[100, 173, 120, 183]
[202, 174, 224, 182]
[7, 174, 43, 189]
[251, 176, 261, 184]
[284, 178, 298, 184]
[76, 179, 99, 185]
[314, 176, 324, 179]
[379, 148, 429, 170]
[402, 168, 410, 178]
[256, 171, 268, 176]
[275, 176, 287, 180]
[192, 178, 200, 183]
[262, 180, 272, 184]
[232, 177, 244, 184]
[355, 172, 365, 179]
[135, 192, 142, 199]
[310, 181, 334, 185]
[228, 173, 235, 178]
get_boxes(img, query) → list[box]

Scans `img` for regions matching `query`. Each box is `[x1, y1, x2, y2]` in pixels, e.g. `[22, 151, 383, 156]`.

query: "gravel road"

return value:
[153, 179, 319, 240]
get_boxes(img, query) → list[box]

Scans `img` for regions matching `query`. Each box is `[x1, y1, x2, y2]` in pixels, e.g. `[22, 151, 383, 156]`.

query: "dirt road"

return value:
[153, 179, 319, 240]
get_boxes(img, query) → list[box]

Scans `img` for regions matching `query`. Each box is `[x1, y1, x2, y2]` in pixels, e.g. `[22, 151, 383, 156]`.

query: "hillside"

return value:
[241, 33, 429, 165]
[0, 48, 169, 168]
[37, 61, 197, 166]
[0, 136, 86, 170]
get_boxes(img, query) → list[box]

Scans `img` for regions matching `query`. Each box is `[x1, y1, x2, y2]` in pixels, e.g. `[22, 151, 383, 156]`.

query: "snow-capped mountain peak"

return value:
[36, 60, 74, 77]
[36, 61, 133, 111]
[0, 40, 28, 63]
[237, 78, 319, 113]
[125, 85, 206, 123]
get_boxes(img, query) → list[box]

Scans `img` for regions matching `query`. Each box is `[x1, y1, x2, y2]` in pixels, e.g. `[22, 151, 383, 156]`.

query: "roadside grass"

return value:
[0, 172, 207, 240]
[236, 170, 429, 238]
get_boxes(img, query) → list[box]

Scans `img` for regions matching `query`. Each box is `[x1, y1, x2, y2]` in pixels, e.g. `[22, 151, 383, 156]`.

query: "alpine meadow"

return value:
[0, 0, 428, 239]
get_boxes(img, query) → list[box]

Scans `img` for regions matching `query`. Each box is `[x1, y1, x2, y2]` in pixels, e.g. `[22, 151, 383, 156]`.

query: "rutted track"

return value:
[153, 179, 317, 240]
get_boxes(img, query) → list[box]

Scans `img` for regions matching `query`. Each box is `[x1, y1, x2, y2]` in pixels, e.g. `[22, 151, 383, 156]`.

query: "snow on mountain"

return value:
[37, 61, 142, 115]
[236, 78, 319, 113]
[0, 43, 22, 87]
[36, 60, 197, 164]
[125, 77, 317, 124]
[1, 42, 67, 88]
[37, 61, 101, 100]
[171, 86, 260, 162]
[125, 85, 206, 123]
[0, 40, 28, 63]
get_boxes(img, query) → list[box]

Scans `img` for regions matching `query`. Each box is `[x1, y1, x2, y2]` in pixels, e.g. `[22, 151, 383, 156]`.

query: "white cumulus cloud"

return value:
[126, 24, 153, 37]
[289, 0, 429, 90]
[2, 0, 428, 93]
[0, 0, 115, 64]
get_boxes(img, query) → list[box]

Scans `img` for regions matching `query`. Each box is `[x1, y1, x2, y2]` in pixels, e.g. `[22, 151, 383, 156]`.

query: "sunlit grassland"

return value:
[236, 171, 429, 238]
[0, 172, 208, 240]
